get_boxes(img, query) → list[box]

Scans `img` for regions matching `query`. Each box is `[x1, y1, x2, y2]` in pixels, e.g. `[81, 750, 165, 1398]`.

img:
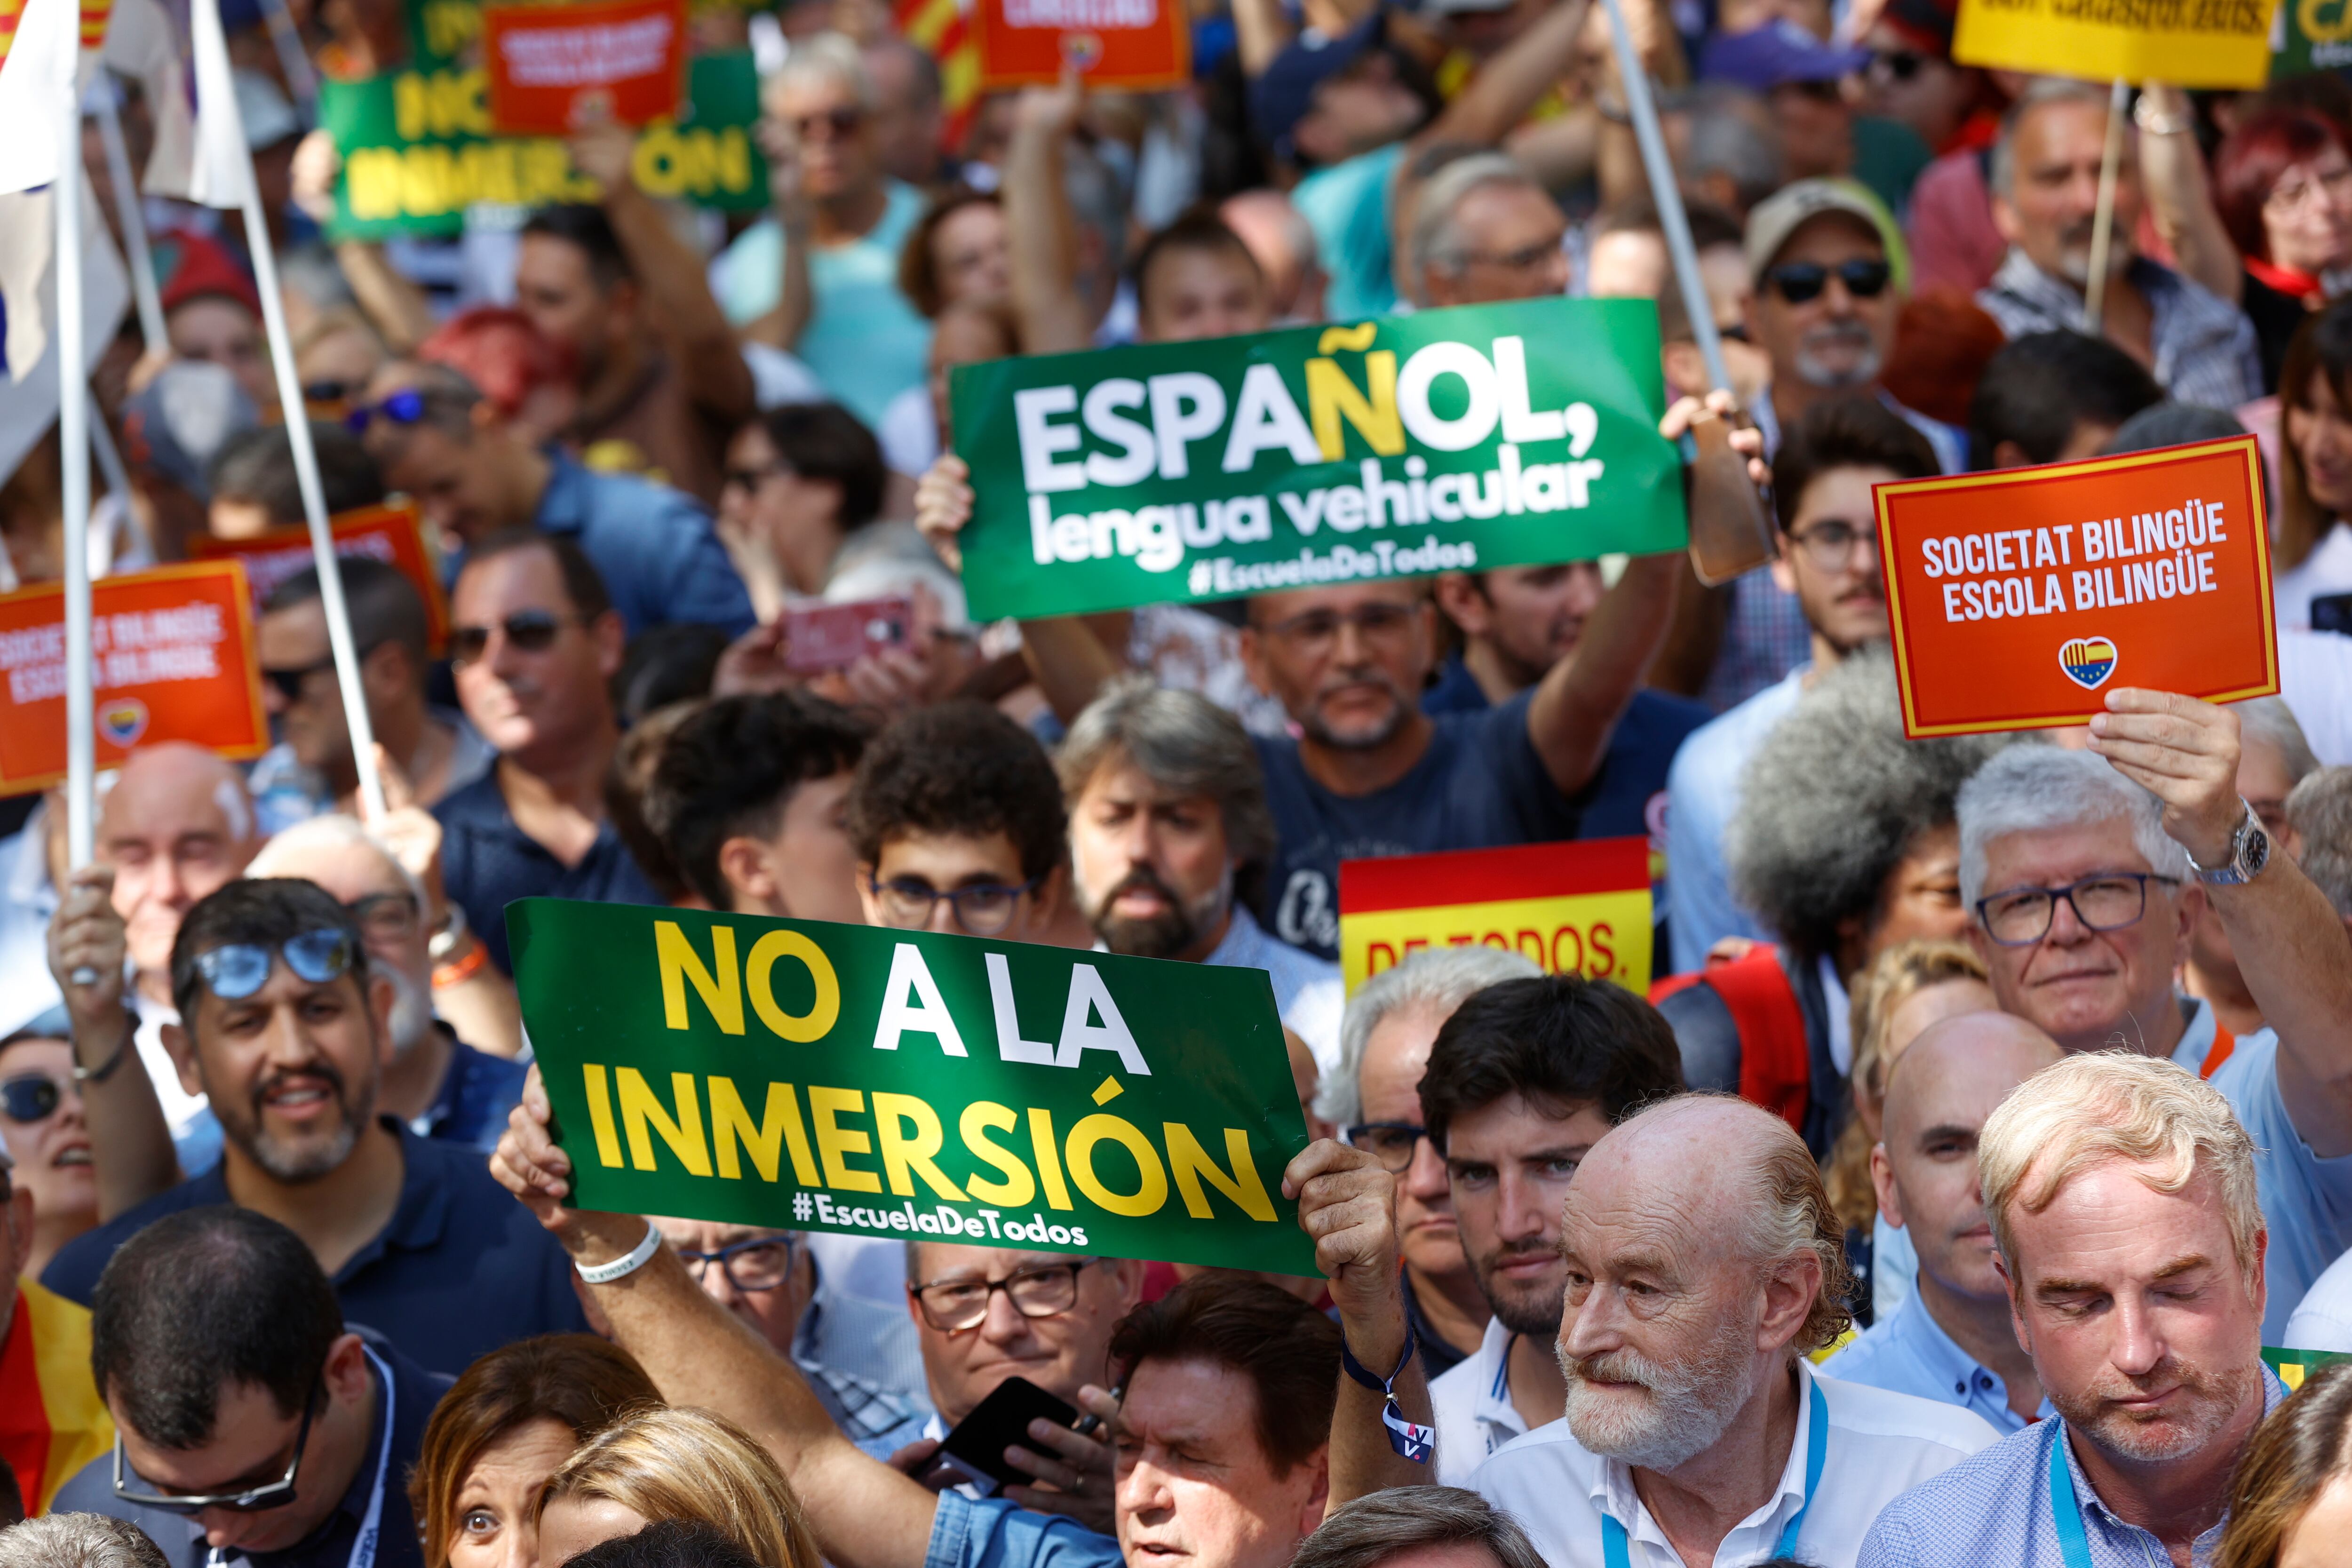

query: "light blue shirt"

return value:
[710, 181, 932, 429]
[1873, 1210, 1916, 1321]
[1663, 666, 1807, 973]
[922, 1487, 1121, 1568]
[1291, 143, 1404, 321]
[2202, 1023, 2352, 1344]
[1820, 1283, 2055, 1435]
[1858, 1367, 2286, 1568]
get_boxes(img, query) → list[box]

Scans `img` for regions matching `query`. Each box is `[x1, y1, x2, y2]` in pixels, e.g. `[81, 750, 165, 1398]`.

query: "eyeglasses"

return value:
[1764, 258, 1891, 304]
[868, 876, 1041, 938]
[1343, 1120, 1430, 1174]
[1975, 872, 2180, 947]
[345, 891, 421, 945]
[449, 610, 588, 666]
[302, 379, 358, 406]
[677, 1234, 799, 1293]
[1462, 235, 1566, 271]
[2266, 163, 2352, 214]
[261, 657, 335, 703]
[1260, 601, 1419, 653]
[720, 462, 787, 494]
[113, 1369, 322, 1515]
[1868, 49, 1926, 82]
[342, 389, 427, 434]
[910, 1258, 1103, 1332]
[192, 930, 356, 1002]
[1781, 78, 1847, 104]
[1, 1073, 66, 1124]
[1784, 518, 1881, 570]
[788, 106, 864, 140]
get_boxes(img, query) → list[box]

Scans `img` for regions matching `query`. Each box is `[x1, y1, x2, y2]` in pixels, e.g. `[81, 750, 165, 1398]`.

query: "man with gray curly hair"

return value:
[1957, 691, 2352, 1342]
[1058, 677, 1343, 1068]
[1470, 1094, 1995, 1568]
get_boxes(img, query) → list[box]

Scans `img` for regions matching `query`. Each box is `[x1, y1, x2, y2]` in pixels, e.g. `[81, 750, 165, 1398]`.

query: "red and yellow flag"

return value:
[1, 1280, 116, 1515]
[896, 0, 978, 146]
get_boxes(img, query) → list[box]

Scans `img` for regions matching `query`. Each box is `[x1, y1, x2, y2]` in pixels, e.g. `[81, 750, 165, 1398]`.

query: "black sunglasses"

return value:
[1765, 258, 1891, 303]
[789, 106, 864, 139]
[2, 1074, 64, 1124]
[192, 930, 355, 1003]
[261, 657, 335, 703]
[343, 389, 426, 434]
[114, 1368, 323, 1515]
[450, 610, 586, 666]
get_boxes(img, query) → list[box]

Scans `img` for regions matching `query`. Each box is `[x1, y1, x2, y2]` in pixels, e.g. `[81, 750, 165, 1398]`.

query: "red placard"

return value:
[1873, 436, 2279, 738]
[974, 0, 1190, 92]
[188, 503, 450, 657]
[1336, 837, 1653, 996]
[0, 562, 270, 795]
[484, 0, 686, 135]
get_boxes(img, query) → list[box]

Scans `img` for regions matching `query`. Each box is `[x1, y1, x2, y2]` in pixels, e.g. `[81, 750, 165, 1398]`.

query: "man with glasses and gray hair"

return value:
[1957, 690, 2352, 1341]
[40, 878, 587, 1373]
[1292, 1487, 1546, 1568]
[1406, 154, 1570, 310]
[48, 1206, 445, 1568]
[1319, 947, 1539, 1381]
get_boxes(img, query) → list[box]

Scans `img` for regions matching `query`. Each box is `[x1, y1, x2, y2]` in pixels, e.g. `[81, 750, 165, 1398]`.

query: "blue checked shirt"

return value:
[1859, 1365, 2285, 1568]
[1977, 249, 2261, 411]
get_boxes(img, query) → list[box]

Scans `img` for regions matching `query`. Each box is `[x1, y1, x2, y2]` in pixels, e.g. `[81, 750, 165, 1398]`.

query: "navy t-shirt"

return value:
[433, 771, 664, 975]
[1253, 689, 1585, 960]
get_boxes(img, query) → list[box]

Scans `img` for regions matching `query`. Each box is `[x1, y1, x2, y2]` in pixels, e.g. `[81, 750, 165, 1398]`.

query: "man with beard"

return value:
[246, 817, 525, 1153]
[40, 878, 586, 1374]
[1859, 1053, 2281, 1567]
[1058, 679, 1343, 1069]
[1471, 1096, 1996, 1566]
[1976, 80, 2260, 409]
[1820, 1012, 2063, 1431]
[1664, 398, 1940, 971]
[1415, 975, 1686, 1483]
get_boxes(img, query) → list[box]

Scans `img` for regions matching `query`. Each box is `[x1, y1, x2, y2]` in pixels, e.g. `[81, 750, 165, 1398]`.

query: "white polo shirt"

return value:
[1430, 1317, 1531, 1486]
[1470, 1360, 1998, 1568]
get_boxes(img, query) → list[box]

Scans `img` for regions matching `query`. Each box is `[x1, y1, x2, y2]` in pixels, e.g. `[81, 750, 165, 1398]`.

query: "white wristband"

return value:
[575, 1221, 662, 1284]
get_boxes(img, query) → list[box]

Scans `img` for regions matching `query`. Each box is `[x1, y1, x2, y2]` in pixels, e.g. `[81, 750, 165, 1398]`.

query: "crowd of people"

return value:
[13, 0, 2352, 1564]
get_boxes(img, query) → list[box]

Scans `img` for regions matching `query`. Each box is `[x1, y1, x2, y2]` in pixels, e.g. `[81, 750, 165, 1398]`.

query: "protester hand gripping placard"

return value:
[948, 298, 1687, 621]
[1872, 435, 2279, 738]
[1337, 838, 1654, 997]
[510, 899, 1320, 1272]
[0, 561, 270, 793]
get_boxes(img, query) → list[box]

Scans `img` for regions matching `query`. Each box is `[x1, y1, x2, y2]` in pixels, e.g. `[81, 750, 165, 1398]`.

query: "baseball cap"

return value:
[1699, 19, 1869, 94]
[1250, 10, 1389, 164]
[1743, 177, 1890, 281]
[158, 229, 263, 318]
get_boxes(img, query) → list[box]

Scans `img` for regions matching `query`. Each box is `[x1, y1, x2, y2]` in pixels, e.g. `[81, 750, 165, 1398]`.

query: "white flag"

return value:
[0, 0, 81, 196]
[186, 0, 251, 210]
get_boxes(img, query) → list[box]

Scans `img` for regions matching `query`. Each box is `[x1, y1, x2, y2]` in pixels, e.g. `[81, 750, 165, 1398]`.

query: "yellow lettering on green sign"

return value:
[873, 1092, 969, 1202]
[709, 1077, 819, 1185]
[658, 921, 743, 1034]
[1164, 1124, 1276, 1222]
[747, 929, 840, 1042]
[810, 1086, 883, 1193]
[1065, 1113, 1168, 1218]
[959, 1100, 1036, 1206]
[617, 1067, 712, 1176]
[1307, 352, 1403, 460]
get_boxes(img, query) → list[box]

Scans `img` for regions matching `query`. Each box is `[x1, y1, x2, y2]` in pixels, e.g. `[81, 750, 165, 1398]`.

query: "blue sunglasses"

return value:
[192, 930, 356, 1001]
[343, 389, 426, 434]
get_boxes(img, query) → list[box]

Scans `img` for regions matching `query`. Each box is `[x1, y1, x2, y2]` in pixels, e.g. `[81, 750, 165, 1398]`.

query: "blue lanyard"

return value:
[1600, 1376, 1829, 1568]
[2049, 1434, 2095, 1568]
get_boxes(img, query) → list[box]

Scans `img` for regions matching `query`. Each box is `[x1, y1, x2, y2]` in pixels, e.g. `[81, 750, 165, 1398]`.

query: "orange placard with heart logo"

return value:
[484, 0, 686, 135]
[1873, 436, 2279, 738]
[188, 502, 450, 656]
[974, 0, 1190, 92]
[0, 562, 270, 794]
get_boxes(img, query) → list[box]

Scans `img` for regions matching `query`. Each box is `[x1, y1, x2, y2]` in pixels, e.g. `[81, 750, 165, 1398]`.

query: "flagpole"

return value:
[2083, 77, 2129, 336]
[58, 115, 95, 868]
[199, 0, 387, 822]
[94, 80, 167, 352]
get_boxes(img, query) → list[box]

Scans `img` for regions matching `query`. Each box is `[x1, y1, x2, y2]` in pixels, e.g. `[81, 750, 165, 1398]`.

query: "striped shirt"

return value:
[1977, 249, 2261, 411]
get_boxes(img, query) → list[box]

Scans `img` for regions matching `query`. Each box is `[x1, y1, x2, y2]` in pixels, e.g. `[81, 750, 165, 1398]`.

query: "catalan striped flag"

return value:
[0, 1280, 116, 1516]
[895, 0, 978, 148]
[0, 0, 113, 64]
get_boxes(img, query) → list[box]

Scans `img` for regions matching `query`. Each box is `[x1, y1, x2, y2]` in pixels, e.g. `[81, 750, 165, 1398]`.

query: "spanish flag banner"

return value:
[1, 1281, 115, 1515]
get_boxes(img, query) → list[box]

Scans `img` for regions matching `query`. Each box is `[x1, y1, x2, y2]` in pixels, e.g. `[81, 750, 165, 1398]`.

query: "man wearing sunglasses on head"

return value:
[351, 364, 754, 642]
[48, 1206, 445, 1568]
[40, 878, 588, 1373]
[1957, 724, 2352, 1345]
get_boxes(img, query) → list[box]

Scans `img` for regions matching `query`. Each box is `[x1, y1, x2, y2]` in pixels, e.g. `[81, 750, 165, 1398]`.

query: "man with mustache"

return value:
[1819, 1012, 2063, 1430]
[1414, 975, 1686, 1483]
[1059, 679, 1343, 1068]
[1859, 1053, 2283, 1567]
[40, 878, 587, 1374]
[1977, 80, 2259, 409]
[1471, 1096, 1996, 1567]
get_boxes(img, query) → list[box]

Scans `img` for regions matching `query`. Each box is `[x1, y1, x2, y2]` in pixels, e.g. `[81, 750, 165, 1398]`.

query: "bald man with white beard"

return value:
[1466, 1096, 1996, 1568]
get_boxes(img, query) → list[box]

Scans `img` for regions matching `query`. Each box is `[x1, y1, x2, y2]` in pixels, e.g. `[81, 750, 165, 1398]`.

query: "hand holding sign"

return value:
[47, 865, 127, 1017]
[2087, 688, 2245, 868]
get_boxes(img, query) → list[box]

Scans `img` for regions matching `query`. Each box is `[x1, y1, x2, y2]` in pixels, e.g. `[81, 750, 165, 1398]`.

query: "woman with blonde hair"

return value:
[410, 1335, 660, 1568]
[536, 1406, 822, 1568]
[2217, 1360, 2352, 1568]
[1824, 939, 1996, 1322]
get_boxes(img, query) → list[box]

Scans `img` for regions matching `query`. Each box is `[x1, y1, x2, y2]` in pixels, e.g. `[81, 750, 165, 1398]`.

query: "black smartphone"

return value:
[2312, 591, 2352, 637]
[931, 1376, 1081, 1496]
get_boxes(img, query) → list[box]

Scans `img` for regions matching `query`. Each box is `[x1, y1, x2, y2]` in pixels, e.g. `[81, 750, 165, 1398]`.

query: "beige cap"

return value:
[1744, 178, 1887, 282]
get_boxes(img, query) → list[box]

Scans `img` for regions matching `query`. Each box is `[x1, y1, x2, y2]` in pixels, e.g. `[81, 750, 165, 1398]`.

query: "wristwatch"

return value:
[2185, 800, 2271, 886]
[427, 903, 469, 962]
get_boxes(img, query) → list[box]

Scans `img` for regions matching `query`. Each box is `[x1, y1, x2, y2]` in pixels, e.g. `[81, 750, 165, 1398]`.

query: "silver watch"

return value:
[2185, 800, 2271, 887]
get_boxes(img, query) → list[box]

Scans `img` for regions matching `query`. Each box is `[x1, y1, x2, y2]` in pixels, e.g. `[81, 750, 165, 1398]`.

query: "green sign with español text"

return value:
[946, 296, 1687, 621]
[508, 899, 1319, 1273]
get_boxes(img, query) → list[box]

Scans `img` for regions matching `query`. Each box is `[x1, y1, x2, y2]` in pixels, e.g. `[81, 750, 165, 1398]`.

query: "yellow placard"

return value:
[1951, 0, 2279, 88]
[1339, 889, 1653, 996]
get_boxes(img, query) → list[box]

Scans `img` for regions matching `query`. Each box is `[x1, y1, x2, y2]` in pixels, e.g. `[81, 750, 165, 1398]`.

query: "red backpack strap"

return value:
[2201, 1020, 2237, 1080]
[1705, 947, 1812, 1134]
